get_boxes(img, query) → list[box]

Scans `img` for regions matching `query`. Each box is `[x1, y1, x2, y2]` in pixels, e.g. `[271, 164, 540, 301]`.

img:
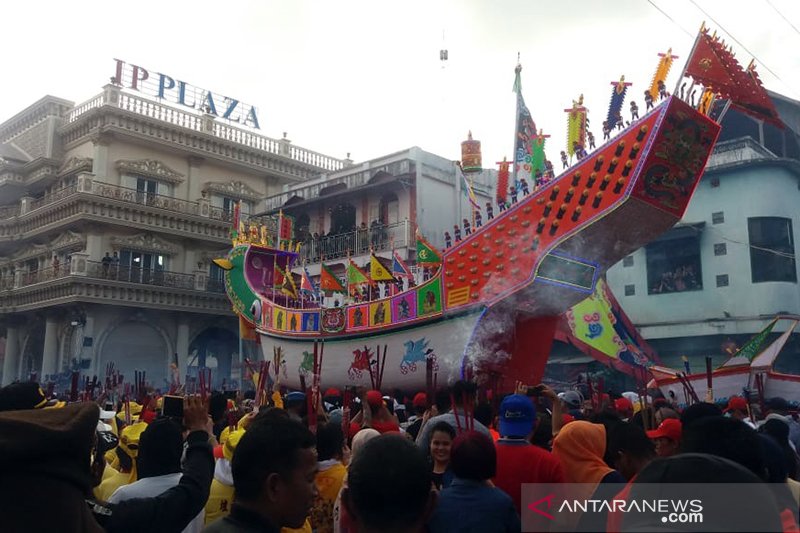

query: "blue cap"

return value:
[286, 391, 306, 404]
[499, 394, 536, 437]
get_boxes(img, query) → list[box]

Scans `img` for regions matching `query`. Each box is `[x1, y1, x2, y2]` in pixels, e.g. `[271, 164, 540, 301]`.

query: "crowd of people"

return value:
[1, 376, 800, 532]
[650, 264, 701, 294]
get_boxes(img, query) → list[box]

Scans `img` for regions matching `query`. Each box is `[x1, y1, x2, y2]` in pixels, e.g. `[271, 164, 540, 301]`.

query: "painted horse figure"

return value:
[348, 346, 374, 381]
[399, 338, 436, 375]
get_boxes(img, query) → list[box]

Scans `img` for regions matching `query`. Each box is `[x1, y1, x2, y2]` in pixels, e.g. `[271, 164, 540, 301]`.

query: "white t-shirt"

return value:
[108, 473, 204, 533]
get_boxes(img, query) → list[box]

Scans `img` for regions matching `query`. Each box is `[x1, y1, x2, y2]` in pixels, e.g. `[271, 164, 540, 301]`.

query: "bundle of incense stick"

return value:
[425, 356, 434, 409]
[273, 347, 283, 388]
[586, 377, 596, 411]
[69, 371, 79, 402]
[228, 410, 237, 432]
[369, 344, 387, 392]
[308, 340, 325, 435]
[705, 356, 714, 401]
[255, 361, 269, 407]
[198, 368, 212, 401]
[755, 373, 766, 417]
[341, 387, 353, 440]
[451, 391, 475, 433]
[123, 384, 132, 426]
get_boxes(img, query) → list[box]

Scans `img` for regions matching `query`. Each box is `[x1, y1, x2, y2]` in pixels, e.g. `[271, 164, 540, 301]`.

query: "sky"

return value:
[3, 0, 800, 168]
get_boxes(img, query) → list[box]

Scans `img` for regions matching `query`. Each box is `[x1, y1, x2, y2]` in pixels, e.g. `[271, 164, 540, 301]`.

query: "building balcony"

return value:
[60, 87, 348, 182]
[0, 256, 229, 314]
[0, 175, 237, 245]
[299, 219, 412, 265]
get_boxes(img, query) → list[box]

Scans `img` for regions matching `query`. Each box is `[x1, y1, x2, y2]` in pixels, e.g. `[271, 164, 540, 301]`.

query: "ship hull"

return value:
[259, 311, 485, 389]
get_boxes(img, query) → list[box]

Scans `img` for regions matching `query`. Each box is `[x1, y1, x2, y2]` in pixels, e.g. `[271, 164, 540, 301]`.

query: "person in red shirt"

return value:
[350, 390, 400, 436]
[493, 393, 565, 515]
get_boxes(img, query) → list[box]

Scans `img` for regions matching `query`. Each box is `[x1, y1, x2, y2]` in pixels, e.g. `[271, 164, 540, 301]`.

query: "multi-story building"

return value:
[262, 146, 496, 287]
[0, 82, 347, 388]
[606, 91, 800, 373]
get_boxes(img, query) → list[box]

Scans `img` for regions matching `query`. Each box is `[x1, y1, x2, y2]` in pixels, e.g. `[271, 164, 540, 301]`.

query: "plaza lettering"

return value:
[112, 58, 260, 129]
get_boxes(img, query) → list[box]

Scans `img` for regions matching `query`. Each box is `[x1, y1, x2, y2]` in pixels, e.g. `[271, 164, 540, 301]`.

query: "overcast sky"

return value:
[3, 0, 799, 167]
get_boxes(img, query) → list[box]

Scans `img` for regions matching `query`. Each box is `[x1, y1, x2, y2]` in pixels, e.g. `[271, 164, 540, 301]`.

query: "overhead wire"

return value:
[764, 0, 800, 40]
[646, 0, 693, 38]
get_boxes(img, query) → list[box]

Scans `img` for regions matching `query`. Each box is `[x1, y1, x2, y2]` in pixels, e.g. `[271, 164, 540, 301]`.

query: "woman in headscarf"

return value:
[551, 421, 625, 530]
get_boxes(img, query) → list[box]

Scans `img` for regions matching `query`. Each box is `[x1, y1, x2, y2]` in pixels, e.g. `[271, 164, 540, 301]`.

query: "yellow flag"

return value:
[370, 254, 394, 281]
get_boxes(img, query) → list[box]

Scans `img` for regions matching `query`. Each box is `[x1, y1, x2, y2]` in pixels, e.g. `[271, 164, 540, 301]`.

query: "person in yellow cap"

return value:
[96, 420, 147, 500]
[205, 429, 245, 525]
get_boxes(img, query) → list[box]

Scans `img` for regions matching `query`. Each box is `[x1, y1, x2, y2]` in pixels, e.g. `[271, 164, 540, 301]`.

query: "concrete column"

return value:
[176, 320, 190, 380]
[92, 140, 111, 182]
[1, 326, 20, 385]
[19, 196, 35, 215]
[41, 317, 59, 379]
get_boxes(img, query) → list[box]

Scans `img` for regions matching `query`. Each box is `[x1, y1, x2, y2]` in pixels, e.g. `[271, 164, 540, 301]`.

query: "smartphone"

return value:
[162, 395, 184, 418]
[526, 385, 546, 397]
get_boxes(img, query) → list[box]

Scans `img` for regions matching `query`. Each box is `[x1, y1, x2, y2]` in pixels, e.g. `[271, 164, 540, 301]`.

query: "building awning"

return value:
[651, 222, 705, 243]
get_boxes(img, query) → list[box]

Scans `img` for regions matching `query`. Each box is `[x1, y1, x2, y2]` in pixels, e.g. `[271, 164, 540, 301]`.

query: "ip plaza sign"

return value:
[112, 59, 260, 129]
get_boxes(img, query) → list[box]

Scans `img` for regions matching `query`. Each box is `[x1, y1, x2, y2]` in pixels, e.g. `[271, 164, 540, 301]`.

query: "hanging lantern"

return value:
[460, 131, 482, 173]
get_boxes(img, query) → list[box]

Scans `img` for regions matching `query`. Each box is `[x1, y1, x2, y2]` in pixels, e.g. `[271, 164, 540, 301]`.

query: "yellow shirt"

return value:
[310, 462, 347, 533]
[204, 479, 235, 526]
[96, 468, 130, 501]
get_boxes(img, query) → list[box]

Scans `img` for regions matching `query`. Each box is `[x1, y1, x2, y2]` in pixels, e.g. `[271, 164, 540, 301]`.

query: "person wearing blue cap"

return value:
[285, 391, 307, 422]
[493, 393, 565, 515]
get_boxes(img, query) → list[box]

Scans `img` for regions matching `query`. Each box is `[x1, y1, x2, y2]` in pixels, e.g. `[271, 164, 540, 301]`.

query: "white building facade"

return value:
[0, 83, 346, 389]
[607, 92, 800, 373]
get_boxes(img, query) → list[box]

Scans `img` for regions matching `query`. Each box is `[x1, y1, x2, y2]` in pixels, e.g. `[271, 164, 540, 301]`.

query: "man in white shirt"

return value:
[109, 417, 204, 533]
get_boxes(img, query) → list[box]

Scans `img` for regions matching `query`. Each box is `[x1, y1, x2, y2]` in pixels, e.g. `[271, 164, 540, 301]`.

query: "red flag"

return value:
[320, 262, 345, 292]
[496, 159, 511, 205]
[684, 28, 781, 126]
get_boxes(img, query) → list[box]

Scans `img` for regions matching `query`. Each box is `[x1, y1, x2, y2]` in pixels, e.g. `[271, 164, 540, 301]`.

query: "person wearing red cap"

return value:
[646, 418, 682, 457]
[405, 393, 428, 440]
[350, 390, 400, 436]
[614, 397, 633, 421]
[725, 396, 756, 428]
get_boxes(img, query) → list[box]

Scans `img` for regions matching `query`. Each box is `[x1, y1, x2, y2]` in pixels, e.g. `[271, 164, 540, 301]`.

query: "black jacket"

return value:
[91, 429, 215, 533]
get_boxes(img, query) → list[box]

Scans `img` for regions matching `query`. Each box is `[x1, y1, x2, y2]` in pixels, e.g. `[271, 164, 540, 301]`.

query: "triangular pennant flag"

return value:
[320, 262, 346, 292]
[392, 251, 411, 278]
[416, 232, 442, 264]
[347, 259, 373, 287]
[370, 254, 394, 281]
[301, 267, 314, 293]
[276, 264, 298, 298]
[723, 318, 778, 364]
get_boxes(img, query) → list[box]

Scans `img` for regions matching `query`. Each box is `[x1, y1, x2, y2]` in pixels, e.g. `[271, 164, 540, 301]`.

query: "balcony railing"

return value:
[300, 219, 411, 264]
[66, 90, 347, 172]
[16, 261, 214, 292]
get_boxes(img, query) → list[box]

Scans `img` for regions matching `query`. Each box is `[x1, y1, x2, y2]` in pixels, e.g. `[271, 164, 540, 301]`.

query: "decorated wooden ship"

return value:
[216, 93, 721, 389]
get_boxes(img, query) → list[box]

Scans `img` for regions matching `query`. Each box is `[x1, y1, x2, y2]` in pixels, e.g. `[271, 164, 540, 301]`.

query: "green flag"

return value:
[732, 318, 778, 362]
[347, 260, 371, 287]
[416, 233, 442, 264]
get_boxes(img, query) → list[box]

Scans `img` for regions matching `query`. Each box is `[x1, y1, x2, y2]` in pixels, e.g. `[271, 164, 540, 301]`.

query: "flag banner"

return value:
[497, 159, 511, 205]
[279, 213, 294, 241]
[416, 232, 442, 264]
[231, 201, 241, 242]
[370, 254, 394, 281]
[300, 267, 314, 293]
[320, 262, 346, 292]
[531, 135, 548, 186]
[460, 168, 481, 210]
[720, 318, 778, 366]
[557, 278, 659, 376]
[683, 27, 781, 126]
[513, 65, 538, 187]
[347, 260, 372, 288]
[276, 264, 298, 298]
[606, 77, 631, 129]
[565, 100, 587, 156]
[392, 251, 411, 278]
[239, 315, 257, 341]
[648, 49, 677, 101]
